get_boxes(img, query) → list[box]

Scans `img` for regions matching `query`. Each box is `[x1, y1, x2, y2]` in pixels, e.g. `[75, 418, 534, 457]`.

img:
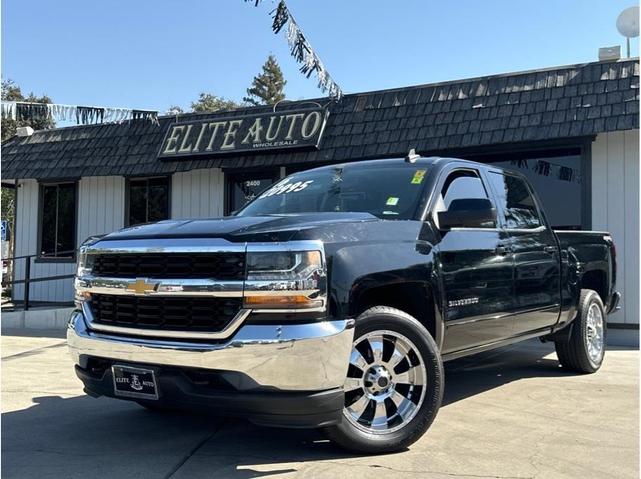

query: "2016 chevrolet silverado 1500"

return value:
[68, 156, 620, 453]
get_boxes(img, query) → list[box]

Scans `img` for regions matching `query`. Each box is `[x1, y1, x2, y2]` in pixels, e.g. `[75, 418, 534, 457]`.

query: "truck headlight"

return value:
[244, 250, 326, 310]
[76, 249, 94, 278]
[74, 243, 97, 308]
[74, 255, 93, 307]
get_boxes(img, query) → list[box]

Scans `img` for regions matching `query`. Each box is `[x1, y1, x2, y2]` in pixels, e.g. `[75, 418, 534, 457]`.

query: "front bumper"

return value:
[68, 311, 354, 427]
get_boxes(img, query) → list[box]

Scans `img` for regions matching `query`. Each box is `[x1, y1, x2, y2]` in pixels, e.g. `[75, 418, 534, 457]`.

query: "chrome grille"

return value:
[89, 294, 243, 332]
[91, 253, 245, 280]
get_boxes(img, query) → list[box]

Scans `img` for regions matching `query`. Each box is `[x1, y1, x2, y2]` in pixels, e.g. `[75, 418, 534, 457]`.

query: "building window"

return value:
[226, 171, 279, 215]
[39, 182, 77, 258]
[127, 177, 170, 226]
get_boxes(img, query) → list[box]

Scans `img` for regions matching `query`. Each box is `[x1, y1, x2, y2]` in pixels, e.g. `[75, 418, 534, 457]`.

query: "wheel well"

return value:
[581, 270, 607, 304]
[353, 282, 437, 340]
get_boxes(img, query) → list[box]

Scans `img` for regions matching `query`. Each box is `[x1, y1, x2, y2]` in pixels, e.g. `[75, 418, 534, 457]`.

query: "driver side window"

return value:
[434, 170, 494, 228]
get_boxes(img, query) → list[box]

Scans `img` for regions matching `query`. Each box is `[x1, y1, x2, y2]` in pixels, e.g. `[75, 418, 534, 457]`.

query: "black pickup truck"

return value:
[68, 156, 619, 453]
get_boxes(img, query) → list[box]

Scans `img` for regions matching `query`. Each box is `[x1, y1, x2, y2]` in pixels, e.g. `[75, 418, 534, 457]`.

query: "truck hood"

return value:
[100, 212, 380, 242]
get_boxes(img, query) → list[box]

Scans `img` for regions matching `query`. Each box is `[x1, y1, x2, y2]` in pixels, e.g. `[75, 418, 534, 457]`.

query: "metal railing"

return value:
[2, 250, 76, 310]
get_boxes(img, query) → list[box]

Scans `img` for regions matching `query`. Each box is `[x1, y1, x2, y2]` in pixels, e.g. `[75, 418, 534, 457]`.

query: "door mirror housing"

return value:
[437, 198, 497, 229]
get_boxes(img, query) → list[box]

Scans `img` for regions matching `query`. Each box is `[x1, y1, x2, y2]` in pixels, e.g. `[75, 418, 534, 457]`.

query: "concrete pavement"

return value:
[1, 328, 638, 479]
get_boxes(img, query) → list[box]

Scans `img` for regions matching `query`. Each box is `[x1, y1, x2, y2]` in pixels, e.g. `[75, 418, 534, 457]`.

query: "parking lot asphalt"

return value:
[1, 328, 638, 479]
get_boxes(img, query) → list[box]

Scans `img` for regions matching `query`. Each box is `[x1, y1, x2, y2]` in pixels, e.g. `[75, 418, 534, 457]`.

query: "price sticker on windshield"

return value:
[411, 169, 426, 185]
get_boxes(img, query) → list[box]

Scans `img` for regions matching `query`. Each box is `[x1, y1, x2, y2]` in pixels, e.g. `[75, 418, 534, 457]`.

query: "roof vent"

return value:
[598, 45, 621, 62]
[405, 148, 420, 163]
[16, 126, 34, 137]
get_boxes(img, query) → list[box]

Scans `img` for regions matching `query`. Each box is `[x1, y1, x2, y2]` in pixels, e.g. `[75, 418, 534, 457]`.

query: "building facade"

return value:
[2, 59, 639, 326]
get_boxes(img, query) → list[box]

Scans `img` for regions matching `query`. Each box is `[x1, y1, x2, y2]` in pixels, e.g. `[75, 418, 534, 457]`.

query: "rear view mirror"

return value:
[437, 198, 496, 229]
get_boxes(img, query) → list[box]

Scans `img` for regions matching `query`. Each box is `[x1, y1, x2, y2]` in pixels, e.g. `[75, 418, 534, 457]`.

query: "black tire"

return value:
[324, 306, 443, 454]
[555, 289, 606, 373]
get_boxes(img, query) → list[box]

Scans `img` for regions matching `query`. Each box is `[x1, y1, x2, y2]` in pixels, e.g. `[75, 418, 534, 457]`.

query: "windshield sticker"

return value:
[411, 169, 427, 185]
[259, 180, 314, 198]
[386, 197, 399, 206]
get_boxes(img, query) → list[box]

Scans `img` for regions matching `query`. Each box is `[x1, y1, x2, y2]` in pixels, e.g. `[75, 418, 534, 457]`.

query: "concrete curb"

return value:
[1, 308, 73, 331]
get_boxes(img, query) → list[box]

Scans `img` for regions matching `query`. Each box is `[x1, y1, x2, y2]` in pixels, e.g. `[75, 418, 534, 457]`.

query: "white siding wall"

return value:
[13, 176, 125, 303]
[592, 130, 640, 325]
[77, 176, 126, 243]
[171, 168, 225, 219]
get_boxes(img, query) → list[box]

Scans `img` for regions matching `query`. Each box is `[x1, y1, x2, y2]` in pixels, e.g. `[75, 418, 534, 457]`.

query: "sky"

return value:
[2, 0, 639, 114]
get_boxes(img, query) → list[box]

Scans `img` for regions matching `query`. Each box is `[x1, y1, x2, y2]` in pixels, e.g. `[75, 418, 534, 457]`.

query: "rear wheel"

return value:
[325, 306, 443, 454]
[555, 289, 606, 373]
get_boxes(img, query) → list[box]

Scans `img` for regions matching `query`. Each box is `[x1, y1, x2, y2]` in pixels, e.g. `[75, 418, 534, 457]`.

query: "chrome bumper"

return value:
[67, 311, 354, 392]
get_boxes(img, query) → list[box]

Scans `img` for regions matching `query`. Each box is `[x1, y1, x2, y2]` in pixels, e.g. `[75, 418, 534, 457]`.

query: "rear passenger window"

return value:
[487, 172, 542, 229]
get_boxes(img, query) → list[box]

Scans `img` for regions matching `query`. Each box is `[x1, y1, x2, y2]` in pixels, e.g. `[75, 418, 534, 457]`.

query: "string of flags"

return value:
[510, 159, 581, 184]
[0, 101, 159, 125]
[247, 0, 343, 101]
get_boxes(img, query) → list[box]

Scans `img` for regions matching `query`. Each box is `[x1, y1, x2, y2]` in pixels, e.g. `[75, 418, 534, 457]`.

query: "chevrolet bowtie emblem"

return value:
[126, 279, 158, 295]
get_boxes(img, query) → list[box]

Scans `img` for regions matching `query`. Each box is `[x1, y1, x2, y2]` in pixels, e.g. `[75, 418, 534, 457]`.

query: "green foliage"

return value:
[190, 93, 243, 113]
[166, 105, 185, 116]
[1, 187, 15, 228]
[243, 55, 286, 106]
[1, 79, 55, 141]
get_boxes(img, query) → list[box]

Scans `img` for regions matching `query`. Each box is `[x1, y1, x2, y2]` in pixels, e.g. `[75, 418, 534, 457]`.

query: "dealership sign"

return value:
[158, 107, 329, 159]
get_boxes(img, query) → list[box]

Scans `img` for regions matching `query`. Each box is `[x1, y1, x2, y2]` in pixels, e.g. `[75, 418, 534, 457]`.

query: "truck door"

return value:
[484, 171, 561, 334]
[433, 167, 515, 353]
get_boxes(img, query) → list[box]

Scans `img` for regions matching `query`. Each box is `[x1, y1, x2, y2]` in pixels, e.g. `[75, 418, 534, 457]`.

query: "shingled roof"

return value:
[2, 58, 639, 180]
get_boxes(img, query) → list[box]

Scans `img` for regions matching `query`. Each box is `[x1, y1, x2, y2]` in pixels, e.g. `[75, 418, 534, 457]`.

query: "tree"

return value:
[243, 55, 286, 106]
[166, 105, 184, 116]
[1, 187, 15, 229]
[1, 79, 55, 141]
[190, 93, 242, 113]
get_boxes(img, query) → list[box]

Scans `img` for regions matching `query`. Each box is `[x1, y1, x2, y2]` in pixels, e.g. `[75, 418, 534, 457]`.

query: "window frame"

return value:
[125, 175, 171, 227]
[484, 170, 548, 232]
[429, 166, 498, 231]
[36, 180, 78, 263]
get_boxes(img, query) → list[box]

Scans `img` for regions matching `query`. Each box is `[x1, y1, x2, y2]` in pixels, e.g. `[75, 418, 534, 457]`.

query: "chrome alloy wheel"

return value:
[343, 330, 427, 434]
[586, 303, 605, 364]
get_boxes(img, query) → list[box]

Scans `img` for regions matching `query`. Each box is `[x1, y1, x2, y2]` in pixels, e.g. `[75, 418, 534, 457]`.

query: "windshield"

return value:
[237, 163, 429, 220]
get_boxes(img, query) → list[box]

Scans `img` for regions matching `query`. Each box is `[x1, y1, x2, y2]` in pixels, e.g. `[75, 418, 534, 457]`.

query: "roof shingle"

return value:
[2, 59, 639, 180]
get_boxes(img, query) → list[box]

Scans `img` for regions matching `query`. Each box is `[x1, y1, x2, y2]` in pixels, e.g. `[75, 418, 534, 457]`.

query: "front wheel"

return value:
[555, 289, 606, 373]
[325, 306, 443, 454]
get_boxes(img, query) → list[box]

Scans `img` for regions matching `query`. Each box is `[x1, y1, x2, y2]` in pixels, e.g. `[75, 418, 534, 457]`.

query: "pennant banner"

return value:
[0, 101, 158, 126]
[248, 0, 343, 100]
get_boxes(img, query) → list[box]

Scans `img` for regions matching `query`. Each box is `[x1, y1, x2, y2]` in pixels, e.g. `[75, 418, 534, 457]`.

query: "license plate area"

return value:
[112, 365, 159, 400]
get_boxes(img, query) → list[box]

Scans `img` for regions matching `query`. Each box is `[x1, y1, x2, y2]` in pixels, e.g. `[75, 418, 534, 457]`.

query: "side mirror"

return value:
[437, 198, 496, 229]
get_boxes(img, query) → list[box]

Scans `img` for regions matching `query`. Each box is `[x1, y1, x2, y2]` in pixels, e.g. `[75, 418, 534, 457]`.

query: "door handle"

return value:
[544, 246, 558, 254]
[495, 245, 510, 255]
